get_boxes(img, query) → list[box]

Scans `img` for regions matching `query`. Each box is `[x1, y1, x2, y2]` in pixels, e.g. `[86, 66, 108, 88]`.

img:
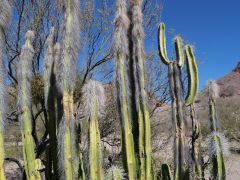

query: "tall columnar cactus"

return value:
[81, 80, 105, 180]
[128, 0, 152, 179]
[57, 0, 81, 179]
[18, 31, 41, 180]
[158, 23, 199, 180]
[185, 46, 203, 180]
[43, 27, 59, 179]
[113, 0, 137, 179]
[0, 1, 11, 179]
[208, 81, 226, 180]
[106, 166, 125, 180]
[158, 23, 186, 180]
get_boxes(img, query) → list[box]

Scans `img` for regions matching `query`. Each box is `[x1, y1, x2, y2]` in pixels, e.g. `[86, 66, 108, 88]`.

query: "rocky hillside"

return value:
[198, 62, 240, 102]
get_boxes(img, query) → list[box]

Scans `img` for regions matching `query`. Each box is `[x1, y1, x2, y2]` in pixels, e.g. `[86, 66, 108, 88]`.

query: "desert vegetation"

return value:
[0, 0, 239, 180]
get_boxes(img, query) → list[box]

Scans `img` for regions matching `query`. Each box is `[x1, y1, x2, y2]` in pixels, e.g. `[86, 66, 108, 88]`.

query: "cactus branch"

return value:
[174, 37, 184, 68]
[185, 45, 199, 106]
[158, 23, 171, 65]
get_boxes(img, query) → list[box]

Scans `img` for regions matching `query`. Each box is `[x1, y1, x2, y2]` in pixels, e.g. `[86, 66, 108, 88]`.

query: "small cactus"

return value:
[106, 166, 125, 180]
[208, 81, 226, 180]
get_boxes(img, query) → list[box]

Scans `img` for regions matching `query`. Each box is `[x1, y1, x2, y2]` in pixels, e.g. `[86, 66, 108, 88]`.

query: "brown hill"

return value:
[197, 62, 240, 102]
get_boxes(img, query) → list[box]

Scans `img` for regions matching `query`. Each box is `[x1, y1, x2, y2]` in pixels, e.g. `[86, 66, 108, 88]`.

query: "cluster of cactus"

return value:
[158, 23, 200, 180]
[0, 0, 229, 180]
[113, 0, 152, 179]
[158, 23, 227, 180]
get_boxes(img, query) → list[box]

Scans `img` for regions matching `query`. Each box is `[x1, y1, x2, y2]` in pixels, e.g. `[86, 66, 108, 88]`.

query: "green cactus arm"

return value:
[158, 23, 171, 65]
[185, 45, 199, 106]
[162, 164, 172, 180]
[174, 36, 184, 68]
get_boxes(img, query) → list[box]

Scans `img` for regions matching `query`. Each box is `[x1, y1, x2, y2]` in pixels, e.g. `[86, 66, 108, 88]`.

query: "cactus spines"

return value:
[0, 1, 11, 179]
[18, 31, 41, 180]
[106, 166, 125, 180]
[57, 0, 81, 179]
[129, 0, 152, 178]
[158, 23, 171, 65]
[162, 164, 172, 180]
[113, 0, 137, 179]
[185, 45, 199, 106]
[82, 80, 105, 180]
[208, 81, 226, 180]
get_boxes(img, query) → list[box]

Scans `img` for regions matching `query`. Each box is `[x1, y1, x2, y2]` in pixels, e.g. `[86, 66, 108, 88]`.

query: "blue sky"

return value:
[161, 0, 240, 89]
